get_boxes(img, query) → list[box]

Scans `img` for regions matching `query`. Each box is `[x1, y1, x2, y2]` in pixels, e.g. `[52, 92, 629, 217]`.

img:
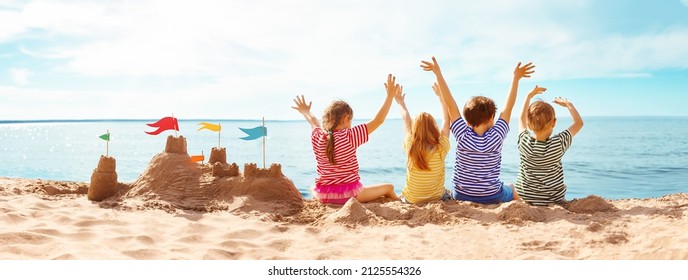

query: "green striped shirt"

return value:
[515, 130, 573, 205]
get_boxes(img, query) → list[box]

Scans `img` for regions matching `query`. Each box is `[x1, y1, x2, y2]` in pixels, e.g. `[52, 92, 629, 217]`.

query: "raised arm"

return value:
[500, 62, 535, 124]
[519, 85, 547, 133]
[421, 57, 460, 123]
[291, 95, 320, 130]
[393, 85, 412, 137]
[367, 74, 398, 135]
[433, 83, 450, 137]
[552, 97, 584, 137]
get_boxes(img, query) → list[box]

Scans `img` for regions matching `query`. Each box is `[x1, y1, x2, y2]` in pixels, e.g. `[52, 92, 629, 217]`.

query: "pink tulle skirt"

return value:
[312, 181, 363, 204]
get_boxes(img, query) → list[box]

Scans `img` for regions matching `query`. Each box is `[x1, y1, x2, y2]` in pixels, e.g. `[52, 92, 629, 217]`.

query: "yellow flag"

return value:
[197, 122, 221, 132]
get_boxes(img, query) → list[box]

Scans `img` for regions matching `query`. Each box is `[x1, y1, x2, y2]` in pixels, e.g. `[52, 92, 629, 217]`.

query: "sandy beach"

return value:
[1, 173, 686, 260]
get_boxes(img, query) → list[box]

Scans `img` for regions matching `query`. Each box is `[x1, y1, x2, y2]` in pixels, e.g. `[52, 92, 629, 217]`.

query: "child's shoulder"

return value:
[554, 129, 573, 139]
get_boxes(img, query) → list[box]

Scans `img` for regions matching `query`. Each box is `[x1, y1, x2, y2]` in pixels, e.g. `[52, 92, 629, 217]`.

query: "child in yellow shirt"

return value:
[394, 80, 451, 204]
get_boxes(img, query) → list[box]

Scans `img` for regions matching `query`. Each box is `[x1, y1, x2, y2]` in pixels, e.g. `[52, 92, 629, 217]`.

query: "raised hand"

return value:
[514, 62, 535, 80]
[393, 85, 406, 106]
[420, 56, 441, 75]
[528, 85, 547, 97]
[432, 82, 441, 97]
[291, 95, 312, 114]
[384, 74, 400, 98]
[552, 97, 574, 108]
[554, 97, 584, 136]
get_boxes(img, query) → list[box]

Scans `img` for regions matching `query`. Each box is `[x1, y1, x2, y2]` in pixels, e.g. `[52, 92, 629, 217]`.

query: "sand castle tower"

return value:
[165, 135, 188, 154]
[208, 147, 226, 164]
[87, 155, 119, 201]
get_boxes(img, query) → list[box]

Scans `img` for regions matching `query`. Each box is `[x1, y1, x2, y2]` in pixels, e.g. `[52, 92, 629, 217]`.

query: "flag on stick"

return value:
[99, 130, 110, 157]
[145, 116, 179, 135]
[198, 122, 222, 147]
[238, 126, 267, 140]
[239, 118, 268, 168]
[197, 122, 221, 132]
[191, 151, 204, 163]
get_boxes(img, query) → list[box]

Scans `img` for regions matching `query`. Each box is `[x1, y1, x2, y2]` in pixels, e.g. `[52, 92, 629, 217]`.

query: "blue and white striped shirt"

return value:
[450, 118, 509, 196]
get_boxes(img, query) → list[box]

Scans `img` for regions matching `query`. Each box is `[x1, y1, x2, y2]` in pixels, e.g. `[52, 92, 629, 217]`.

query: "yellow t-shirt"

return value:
[401, 135, 450, 204]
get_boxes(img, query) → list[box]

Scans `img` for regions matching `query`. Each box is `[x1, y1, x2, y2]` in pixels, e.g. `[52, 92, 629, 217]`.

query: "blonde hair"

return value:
[527, 100, 555, 132]
[408, 112, 440, 171]
[322, 100, 353, 165]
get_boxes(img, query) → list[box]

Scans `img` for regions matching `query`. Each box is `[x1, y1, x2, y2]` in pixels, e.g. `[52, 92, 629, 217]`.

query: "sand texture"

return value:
[1, 175, 686, 260]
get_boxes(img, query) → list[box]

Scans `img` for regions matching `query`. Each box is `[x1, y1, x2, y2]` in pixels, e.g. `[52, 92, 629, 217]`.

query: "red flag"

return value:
[145, 116, 179, 135]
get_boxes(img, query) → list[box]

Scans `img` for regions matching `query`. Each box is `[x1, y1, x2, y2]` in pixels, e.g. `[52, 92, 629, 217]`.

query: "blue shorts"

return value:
[452, 182, 514, 204]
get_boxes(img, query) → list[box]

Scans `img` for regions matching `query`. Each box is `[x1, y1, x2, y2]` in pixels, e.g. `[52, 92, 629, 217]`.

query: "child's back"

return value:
[394, 84, 451, 203]
[515, 87, 584, 205]
[310, 123, 368, 203]
[516, 129, 572, 205]
[451, 116, 509, 197]
[291, 74, 401, 204]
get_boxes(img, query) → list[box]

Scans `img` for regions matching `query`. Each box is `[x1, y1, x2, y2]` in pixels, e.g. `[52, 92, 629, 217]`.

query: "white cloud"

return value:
[0, 10, 24, 41]
[17, 0, 688, 81]
[683, 0, 688, 7]
[10, 68, 30, 85]
[21, 1, 112, 35]
[3, 0, 688, 119]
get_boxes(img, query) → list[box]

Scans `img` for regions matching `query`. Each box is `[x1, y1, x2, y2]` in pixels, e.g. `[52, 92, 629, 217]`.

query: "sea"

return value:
[1, 117, 686, 200]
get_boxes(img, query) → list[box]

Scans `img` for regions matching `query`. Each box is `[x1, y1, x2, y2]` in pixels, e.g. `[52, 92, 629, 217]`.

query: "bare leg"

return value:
[355, 183, 398, 203]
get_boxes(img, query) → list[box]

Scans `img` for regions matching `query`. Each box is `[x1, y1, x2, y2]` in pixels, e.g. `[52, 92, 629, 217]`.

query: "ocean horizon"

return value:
[1, 116, 686, 200]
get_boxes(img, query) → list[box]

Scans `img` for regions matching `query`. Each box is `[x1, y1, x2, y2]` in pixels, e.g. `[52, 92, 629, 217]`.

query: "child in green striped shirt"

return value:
[515, 86, 584, 205]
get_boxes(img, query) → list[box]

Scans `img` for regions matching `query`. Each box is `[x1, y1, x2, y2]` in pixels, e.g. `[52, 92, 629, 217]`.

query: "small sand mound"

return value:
[324, 198, 376, 226]
[498, 202, 546, 225]
[407, 203, 451, 225]
[365, 203, 413, 221]
[42, 183, 89, 196]
[566, 195, 617, 213]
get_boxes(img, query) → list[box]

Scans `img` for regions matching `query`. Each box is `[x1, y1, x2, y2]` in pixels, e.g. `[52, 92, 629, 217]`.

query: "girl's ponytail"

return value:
[326, 129, 336, 165]
[322, 100, 352, 166]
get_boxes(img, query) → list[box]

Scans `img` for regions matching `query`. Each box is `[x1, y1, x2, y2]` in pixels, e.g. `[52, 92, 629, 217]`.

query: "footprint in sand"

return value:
[0, 232, 53, 245]
[223, 228, 264, 239]
[218, 240, 259, 249]
[122, 248, 163, 260]
[266, 239, 293, 252]
[203, 249, 241, 260]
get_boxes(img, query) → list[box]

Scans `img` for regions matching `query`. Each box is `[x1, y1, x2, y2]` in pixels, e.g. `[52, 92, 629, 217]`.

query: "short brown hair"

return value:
[463, 96, 496, 127]
[527, 100, 555, 132]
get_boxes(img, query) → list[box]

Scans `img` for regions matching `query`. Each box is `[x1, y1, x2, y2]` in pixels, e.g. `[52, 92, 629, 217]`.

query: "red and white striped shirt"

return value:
[311, 124, 369, 186]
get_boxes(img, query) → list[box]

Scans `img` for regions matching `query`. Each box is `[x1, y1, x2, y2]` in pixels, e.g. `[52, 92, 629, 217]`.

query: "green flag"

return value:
[99, 133, 110, 141]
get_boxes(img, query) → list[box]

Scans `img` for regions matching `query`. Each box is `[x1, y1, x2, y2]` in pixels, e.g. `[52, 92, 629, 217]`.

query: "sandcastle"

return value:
[208, 147, 226, 164]
[102, 135, 303, 214]
[165, 135, 188, 154]
[209, 147, 239, 177]
[212, 162, 239, 177]
[87, 155, 119, 201]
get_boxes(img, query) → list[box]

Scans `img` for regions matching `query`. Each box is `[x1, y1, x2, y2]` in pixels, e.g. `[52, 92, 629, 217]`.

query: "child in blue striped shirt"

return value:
[421, 56, 534, 204]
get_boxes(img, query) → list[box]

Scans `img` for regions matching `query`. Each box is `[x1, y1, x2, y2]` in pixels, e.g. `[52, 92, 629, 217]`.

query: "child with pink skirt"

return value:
[291, 74, 400, 204]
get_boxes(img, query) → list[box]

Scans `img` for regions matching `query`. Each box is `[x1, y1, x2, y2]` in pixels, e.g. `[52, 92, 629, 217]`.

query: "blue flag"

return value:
[239, 126, 267, 140]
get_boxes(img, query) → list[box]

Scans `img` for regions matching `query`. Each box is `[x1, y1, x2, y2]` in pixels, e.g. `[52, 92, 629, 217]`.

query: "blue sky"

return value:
[1, 0, 687, 120]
